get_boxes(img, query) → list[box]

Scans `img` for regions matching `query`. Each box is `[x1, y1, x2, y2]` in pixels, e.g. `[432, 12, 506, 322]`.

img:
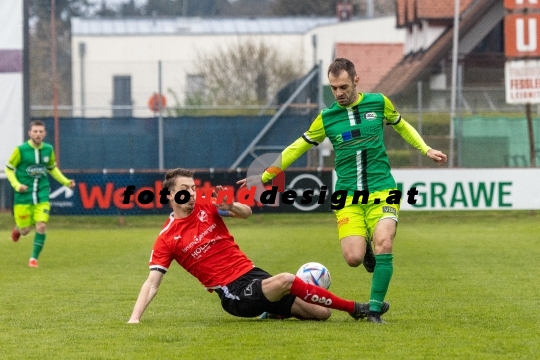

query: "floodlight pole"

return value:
[449, 0, 460, 168]
[158, 60, 164, 171]
[51, 0, 60, 165]
[417, 80, 423, 167]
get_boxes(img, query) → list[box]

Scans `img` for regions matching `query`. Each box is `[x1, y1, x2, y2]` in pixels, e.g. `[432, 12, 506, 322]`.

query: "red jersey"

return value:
[149, 203, 254, 288]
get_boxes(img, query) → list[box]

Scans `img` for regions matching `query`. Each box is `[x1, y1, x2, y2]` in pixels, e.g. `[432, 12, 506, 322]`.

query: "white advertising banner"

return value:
[505, 59, 540, 104]
[394, 169, 540, 210]
[0, 74, 23, 169]
[0, 1, 23, 171]
[334, 169, 540, 210]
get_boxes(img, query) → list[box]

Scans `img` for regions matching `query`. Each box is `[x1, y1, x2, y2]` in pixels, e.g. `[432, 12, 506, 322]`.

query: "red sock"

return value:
[290, 276, 355, 313]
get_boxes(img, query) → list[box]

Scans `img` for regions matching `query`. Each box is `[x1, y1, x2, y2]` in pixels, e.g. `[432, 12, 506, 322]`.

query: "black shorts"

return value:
[214, 267, 296, 318]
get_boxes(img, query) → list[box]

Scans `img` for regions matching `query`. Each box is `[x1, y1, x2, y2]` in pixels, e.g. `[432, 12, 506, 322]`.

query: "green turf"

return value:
[1, 211, 539, 359]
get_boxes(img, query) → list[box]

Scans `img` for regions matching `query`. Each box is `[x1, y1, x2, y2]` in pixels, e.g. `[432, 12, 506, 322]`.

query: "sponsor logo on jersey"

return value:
[183, 223, 217, 253]
[173, 235, 182, 240]
[337, 217, 349, 227]
[382, 206, 397, 215]
[363, 112, 377, 120]
[197, 210, 208, 223]
[26, 164, 46, 178]
[190, 238, 218, 259]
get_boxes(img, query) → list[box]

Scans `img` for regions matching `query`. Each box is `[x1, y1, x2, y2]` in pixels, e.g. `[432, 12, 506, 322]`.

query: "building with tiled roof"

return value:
[334, 43, 403, 92]
[375, 0, 508, 111]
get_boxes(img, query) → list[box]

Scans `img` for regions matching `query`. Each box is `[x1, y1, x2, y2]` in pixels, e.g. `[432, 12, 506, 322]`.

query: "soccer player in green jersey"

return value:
[240, 58, 447, 323]
[5, 120, 75, 268]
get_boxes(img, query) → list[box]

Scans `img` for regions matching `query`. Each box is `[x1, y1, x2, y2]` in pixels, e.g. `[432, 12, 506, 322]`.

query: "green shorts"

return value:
[13, 202, 51, 228]
[334, 189, 400, 240]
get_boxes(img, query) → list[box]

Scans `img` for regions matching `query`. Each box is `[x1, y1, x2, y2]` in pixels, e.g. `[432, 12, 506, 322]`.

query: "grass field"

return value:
[1, 211, 539, 359]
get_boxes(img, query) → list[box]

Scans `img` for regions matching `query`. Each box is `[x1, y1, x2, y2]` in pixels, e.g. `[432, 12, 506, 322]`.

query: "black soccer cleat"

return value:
[363, 240, 376, 273]
[350, 301, 390, 320]
[367, 311, 386, 324]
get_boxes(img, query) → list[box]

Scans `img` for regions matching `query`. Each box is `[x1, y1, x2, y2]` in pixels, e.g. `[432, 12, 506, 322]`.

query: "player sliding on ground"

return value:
[128, 168, 388, 323]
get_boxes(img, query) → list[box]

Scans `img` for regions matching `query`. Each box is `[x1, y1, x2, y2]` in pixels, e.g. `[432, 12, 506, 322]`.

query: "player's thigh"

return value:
[13, 204, 33, 228]
[33, 202, 50, 224]
[217, 268, 296, 318]
[365, 189, 400, 239]
[291, 298, 331, 320]
[334, 195, 367, 240]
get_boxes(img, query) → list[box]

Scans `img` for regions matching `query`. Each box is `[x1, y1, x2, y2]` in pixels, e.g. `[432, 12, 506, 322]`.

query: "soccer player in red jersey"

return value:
[128, 168, 388, 323]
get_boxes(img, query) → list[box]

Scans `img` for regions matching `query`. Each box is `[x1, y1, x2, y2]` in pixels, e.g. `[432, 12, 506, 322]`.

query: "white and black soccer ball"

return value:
[296, 262, 332, 289]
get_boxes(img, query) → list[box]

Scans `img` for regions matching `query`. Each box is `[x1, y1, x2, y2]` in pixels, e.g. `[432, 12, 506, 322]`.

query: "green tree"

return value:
[189, 40, 303, 106]
[28, 0, 93, 115]
[270, 0, 339, 16]
[270, 0, 395, 17]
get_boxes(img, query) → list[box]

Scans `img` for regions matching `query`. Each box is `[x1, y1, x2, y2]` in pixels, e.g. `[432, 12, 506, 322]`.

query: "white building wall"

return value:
[404, 21, 446, 55]
[72, 16, 405, 117]
[72, 34, 304, 117]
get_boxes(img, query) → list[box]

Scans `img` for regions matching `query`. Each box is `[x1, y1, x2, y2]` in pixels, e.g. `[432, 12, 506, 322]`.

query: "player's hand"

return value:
[212, 185, 233, 211]
[17, 185, 28, 192]
[426, 149, 447, 165]
[237, 174, 263, 189]
[68, 179, 76, 189]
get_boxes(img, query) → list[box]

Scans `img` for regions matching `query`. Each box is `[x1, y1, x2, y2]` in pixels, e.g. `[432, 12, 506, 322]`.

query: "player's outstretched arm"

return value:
[227, 202, 252, 219]
[212, 185, 252, 219]
[128, 270, 164, 324]
[426, 149, 447, 165]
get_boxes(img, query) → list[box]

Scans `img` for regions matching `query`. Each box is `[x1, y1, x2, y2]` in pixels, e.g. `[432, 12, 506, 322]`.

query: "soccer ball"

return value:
[296, 262, 332, 289]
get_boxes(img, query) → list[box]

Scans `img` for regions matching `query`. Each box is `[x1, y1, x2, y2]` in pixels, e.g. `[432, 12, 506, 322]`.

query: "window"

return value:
[185, 74, 205, 105]
[112, 75, 132, 117]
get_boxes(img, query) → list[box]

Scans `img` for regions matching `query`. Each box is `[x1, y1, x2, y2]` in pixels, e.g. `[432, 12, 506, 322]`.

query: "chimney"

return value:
[336, 1, 353, 22]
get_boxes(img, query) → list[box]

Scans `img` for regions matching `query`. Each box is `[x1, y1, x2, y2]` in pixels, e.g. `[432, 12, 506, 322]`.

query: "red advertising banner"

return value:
[505, 14, 540, 57]
[504, 0, 540, 10]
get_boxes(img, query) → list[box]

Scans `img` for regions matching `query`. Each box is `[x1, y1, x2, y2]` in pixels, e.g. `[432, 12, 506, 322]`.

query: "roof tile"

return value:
[335, 43, 404, 92]
[397, 0, 476, 27]
[375, 0, 493, 97]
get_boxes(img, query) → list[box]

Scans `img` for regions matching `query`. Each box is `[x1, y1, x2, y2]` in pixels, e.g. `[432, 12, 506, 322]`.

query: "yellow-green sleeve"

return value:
[392, 119, 431, 155]
[382, 94, 430, 154]
[261, 113, 327, 183]
[48, 167, 71, 186]
[5, 148, 22, 190]
[5, 167, 22, 190]
[382, 94, 402, 124]
[46, 151, 71, 186]
[46, 150, 57, 169]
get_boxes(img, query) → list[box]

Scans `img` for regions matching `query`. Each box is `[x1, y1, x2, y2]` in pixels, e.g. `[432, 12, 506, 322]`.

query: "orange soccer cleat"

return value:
[11, 227, 21, 242]
[28, 258, 38, 268]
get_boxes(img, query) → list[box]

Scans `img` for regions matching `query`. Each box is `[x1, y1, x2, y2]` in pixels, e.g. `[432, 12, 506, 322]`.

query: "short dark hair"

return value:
[29, 120, 45, 130]
[163, 168, 194, 190]
[328, 58, 357, 83]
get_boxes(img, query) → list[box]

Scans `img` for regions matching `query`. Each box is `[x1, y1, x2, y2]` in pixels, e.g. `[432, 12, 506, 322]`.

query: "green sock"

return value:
[31, 233, 46, 259]
[369, 253, 393, 312]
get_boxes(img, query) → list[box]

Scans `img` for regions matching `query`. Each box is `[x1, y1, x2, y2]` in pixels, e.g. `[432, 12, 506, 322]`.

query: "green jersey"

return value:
[305, 93, 401, 194]
[261, 93, 431, 194]
[6, 141, 59, 205]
